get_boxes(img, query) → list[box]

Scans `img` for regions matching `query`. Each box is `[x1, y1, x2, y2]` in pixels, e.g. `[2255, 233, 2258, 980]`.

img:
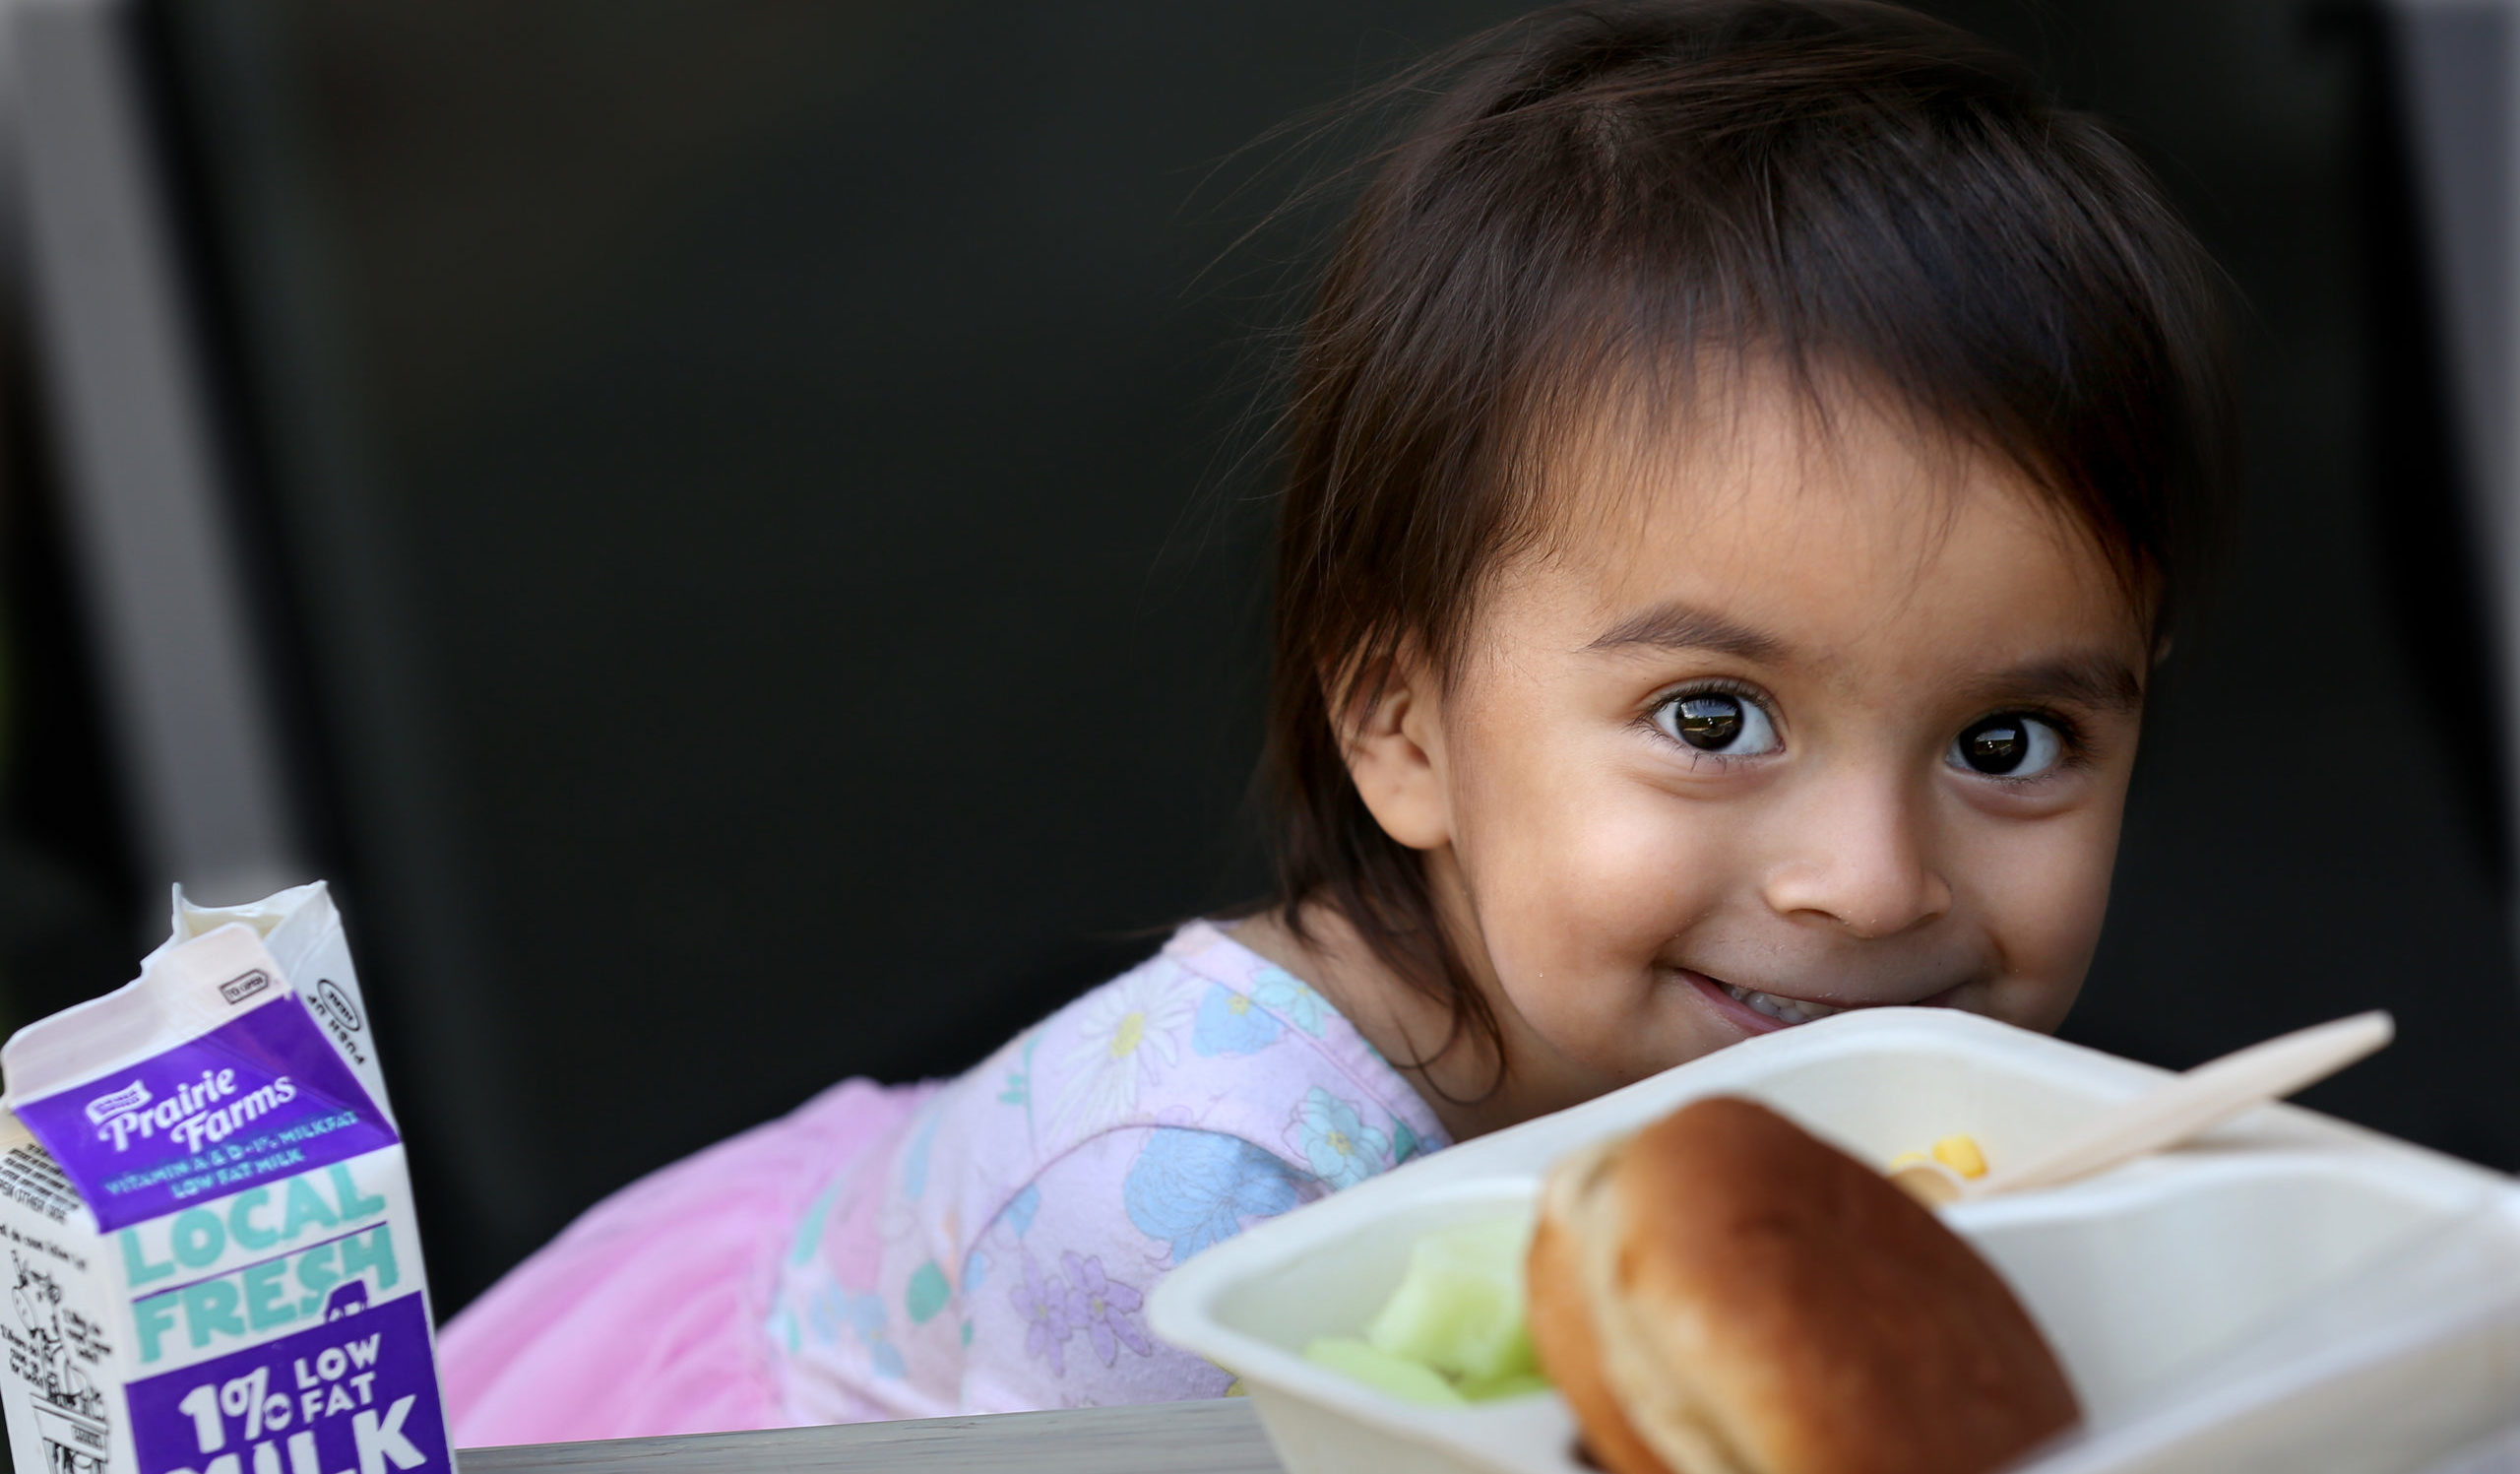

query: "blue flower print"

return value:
[870, 1337, 907, 1378]
[1292, 1088, 1389, 1188]
[1191, 985, 1285, 1057]
[1123, 1129, 1306, 1262]
[1004, 1184, 1041, 1239]
[1249, 968, 1330, 1036]
[808, 1286, 907, 1379]
[804, 1285, 849, 1345]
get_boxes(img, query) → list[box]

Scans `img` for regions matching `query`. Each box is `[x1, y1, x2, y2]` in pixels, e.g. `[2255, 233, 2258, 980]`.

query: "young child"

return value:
[441, 0, 2231, 1441]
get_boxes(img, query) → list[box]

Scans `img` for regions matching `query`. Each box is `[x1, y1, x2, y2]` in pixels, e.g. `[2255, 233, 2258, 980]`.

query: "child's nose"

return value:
[1757, 776, 1954, 938]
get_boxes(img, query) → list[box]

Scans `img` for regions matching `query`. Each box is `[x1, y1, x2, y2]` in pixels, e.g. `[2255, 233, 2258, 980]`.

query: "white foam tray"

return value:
[1149, 1007, 2520, 1474]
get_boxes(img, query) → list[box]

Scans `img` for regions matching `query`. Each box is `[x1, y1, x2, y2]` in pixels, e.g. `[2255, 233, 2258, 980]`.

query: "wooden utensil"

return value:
[1889, 1010, 2395, 1207]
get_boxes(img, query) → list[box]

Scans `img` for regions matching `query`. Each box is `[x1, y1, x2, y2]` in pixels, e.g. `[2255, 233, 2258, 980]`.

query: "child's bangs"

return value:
[1497, 291, 2164, 634]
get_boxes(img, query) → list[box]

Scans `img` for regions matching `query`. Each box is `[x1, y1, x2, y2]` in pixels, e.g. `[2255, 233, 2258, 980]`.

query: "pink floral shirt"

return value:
[764, 921, 1448, 1420]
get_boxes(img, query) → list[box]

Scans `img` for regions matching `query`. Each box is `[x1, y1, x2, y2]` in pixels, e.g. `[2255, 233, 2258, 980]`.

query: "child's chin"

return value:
[1958, 978, 2083, 1036]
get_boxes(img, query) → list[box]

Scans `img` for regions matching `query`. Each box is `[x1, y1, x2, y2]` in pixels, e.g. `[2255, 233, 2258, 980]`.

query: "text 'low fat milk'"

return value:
[0, 883, 451, 1474]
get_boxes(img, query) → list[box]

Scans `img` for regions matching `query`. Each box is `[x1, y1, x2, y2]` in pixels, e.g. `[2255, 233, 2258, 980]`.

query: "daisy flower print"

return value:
[1048, 965, 1196, 1137]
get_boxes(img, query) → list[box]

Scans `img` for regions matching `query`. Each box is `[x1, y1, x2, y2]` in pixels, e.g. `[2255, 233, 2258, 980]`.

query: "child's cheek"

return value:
[1476, 769, 1725, 1047]
[1967, 806, 2123, 1028]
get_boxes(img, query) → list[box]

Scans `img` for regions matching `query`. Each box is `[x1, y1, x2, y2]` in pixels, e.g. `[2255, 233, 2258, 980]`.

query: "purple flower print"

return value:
[1012, 1253, 1073, 1375]
[1060, 1251, 1154, 1367]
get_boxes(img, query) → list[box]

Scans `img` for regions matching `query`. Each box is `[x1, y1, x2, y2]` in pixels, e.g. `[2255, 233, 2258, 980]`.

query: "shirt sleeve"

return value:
[954, 1124, 1328, 1413]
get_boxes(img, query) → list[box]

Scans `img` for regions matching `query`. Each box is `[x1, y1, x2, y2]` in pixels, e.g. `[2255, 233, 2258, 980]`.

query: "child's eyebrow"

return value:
[1584, 601, 1788, 662]
[1968, 655, 2146, 714]
[1583, 605, 2142, 712]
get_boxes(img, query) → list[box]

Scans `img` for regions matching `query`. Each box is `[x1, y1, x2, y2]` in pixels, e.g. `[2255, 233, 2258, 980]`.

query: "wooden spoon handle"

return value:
[1978, 1010, 2394, 1196]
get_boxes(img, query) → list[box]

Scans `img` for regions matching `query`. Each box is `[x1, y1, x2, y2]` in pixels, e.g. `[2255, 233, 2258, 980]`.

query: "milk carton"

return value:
[0, 883, 449, 1474]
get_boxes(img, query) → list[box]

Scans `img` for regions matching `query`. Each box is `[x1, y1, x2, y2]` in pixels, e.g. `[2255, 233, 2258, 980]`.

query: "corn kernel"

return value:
[1885, 1150, 1931, 1172]
[1931, 1133, 1988, 1179]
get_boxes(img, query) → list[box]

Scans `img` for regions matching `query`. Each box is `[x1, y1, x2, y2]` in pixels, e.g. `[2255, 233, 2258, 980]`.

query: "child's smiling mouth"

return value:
[1674, 967, 1962, 1034]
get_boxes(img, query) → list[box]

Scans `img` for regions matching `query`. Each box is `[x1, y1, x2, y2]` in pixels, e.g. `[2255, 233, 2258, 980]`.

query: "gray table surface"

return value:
[449, 1397, 2520, 1474]
[457, 1398, 1284, 1473]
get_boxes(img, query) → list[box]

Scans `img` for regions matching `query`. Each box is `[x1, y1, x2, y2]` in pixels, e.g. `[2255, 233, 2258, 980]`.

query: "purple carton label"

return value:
[13, 999, 397, 1232]
[126, 1290, 446, 1474]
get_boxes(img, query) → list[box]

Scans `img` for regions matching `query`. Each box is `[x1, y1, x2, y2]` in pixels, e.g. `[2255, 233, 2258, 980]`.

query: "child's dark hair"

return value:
[1259, 0, 2236, 1088]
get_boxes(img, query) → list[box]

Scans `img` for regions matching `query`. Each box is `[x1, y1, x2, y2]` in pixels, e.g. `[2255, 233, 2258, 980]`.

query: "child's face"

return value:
[1348, 384, 2152, 1115]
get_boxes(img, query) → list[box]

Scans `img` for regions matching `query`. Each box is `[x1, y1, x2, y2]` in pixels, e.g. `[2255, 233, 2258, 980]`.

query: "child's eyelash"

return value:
[1645, 676, 1770, 713]
[2026, 709, 2089, 754]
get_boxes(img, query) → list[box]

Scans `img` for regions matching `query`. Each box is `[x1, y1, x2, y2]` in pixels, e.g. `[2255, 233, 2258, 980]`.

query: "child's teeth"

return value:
[1721, 983, 1847, 1025]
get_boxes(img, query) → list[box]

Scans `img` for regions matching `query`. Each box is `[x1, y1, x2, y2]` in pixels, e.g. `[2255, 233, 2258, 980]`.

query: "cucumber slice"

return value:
[1364, 1215, 1536, 1381]
[1303, 1337, 1469, 1406]
[1458, 1368, 1552, 1402]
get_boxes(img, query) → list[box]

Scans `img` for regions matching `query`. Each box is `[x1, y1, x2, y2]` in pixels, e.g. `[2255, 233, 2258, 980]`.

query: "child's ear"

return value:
[1335, 652, 1454, 852]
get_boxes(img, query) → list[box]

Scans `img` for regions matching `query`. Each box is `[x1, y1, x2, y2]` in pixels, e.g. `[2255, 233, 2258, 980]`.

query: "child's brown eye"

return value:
[1951, 714, 2062, 777]
[1653, 691, 1780, 756]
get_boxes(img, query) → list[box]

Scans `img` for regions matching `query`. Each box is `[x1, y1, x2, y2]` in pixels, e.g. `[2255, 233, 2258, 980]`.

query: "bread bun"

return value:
[1527, 1097, 2078, 1474]
[1527, 1136, 1670, 1474]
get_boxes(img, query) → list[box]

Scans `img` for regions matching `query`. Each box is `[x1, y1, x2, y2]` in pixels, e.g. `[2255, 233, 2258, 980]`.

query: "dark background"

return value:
[0, 0, 2512, 1314]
